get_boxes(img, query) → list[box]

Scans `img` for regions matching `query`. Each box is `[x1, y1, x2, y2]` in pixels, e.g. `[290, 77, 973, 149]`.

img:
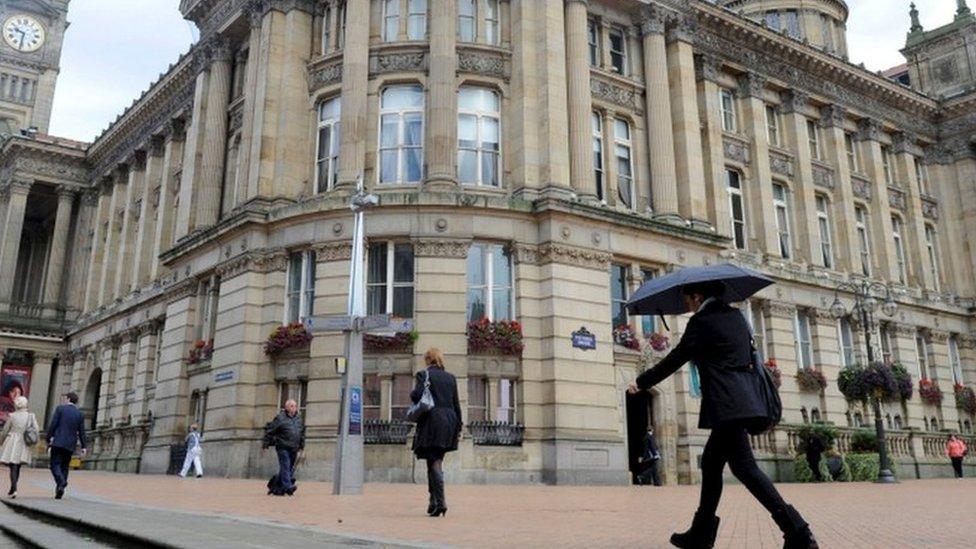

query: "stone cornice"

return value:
[694, 53, 721, 83]
[855, 118, 882, 143]
[764, 300, 796, 319]
[536, 243, 612, 271]
[413, 239, 471, 259]
[312, 241, 353, 261]
[737, 72, 766, 99]
[818, 105, 847, 129]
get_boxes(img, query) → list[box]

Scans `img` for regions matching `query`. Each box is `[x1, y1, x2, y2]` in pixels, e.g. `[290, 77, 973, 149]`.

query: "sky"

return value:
[47, 0, 964, 143]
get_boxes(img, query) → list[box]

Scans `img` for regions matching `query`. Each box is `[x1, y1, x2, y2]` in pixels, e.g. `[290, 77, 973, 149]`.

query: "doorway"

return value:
[83, 369, 102, 430]
[625, 389, 655, 484]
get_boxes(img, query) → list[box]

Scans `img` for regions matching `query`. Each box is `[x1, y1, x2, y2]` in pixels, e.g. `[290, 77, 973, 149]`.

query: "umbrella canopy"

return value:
[626, 263, 774, 316]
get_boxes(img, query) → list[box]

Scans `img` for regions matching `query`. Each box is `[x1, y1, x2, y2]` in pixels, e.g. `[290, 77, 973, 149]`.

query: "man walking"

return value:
[262, 399, 305, 496]
[46, 392, 87, 499]
[637, 428, 662, 486]
[178, 423, 203, 478]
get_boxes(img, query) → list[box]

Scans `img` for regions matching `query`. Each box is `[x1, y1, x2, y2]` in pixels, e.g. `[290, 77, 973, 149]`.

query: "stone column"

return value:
[781, 90, 822, 266]
[811, 309, 843, 424]
[666, 19, 709, 227]
[27, 351, 56, 429]
[640, 9, 679, 221]
[97, 341, 118, 428]
[232, 8, 262, 208]
[894, 136, 935, 289]
[151, 119, 186, 282]
[696, 54, 730, 236]
[424, 0, 458, 190]
[98, 166, 128, 306]
[819, 105, 860, 274]
[564, 0, 596, 201]
[0, 179, 31, 309]
[132, 138, 164, 292]
[737, 73, 779, 257]
[856, 119, 898, 281]
[764, 301, 799, 416]
[602, 109, 617, 206]
[83, 181, 111, 312]
[114, 151, 147, 299]
[42, 187, 76, 308]
[335, 0, 370, 190]
[66, 191, 98, 314]
[196, 38, 233, 229]
[175, 55, 210, 239]
[113, 330, 139, 424]
[0, 188, 9, 261]
[133, 321, 162, 423]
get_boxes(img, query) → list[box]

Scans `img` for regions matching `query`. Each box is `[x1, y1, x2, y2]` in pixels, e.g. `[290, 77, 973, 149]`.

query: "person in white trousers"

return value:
[179, 424, 203, 478]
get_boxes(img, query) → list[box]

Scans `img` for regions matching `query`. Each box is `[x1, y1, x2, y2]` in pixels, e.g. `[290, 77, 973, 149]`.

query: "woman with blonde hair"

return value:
[411, 347, 462, 516]
[0, 396, 39, 498]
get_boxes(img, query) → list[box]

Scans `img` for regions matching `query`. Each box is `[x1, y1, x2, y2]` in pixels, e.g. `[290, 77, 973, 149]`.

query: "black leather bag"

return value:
[746, 330, 782, 435]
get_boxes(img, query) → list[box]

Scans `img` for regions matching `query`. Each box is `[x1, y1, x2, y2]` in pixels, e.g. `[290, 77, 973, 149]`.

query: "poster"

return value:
[349, 386, 362, 435]
[0, 364, 32, 426]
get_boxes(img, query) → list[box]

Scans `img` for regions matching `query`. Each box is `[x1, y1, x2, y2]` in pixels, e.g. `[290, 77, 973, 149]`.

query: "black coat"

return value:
[636, 299, 766, 430]
[263, 411, 305, 451]
[411, 367, 462, 457]
[46, 404, 87, 451]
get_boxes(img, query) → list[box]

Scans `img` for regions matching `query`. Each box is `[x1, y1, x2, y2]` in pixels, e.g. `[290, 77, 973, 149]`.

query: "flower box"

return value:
[186, 339, 213, 365]
[918, 378, 943, 406]
[467, 318, 524, 357]
[795, 368, 828, 393]
[364, 330, 418, 354]
[764, 359, 782, 389]
[954, 384, 976, 415]
[612, 324, 640, 351]
[263, 322, 313, 357]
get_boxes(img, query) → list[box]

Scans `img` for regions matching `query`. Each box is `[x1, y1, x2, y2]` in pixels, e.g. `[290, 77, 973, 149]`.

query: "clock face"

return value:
[3, 15, 46, 53]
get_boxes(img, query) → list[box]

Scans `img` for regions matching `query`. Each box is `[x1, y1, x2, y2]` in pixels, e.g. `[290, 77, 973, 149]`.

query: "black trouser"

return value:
[426, 458, 445, 507]
[50, 447, 73, 489]
[951, 457, 964, 478]
[7, 464, 20, 494]
[806, 451, 823, 481]
[698, 423, 787, 517]
[637, 460, 662, 486]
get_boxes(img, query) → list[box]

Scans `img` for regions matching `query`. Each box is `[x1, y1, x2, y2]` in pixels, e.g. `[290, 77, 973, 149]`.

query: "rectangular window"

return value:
[466, 243, 513, 322]
[916, 333, 930, 380]
[855, 206, 872, 277]
[196, 278, 220, 342]
[592, 112, 604, 202]
[807, 119, 822, 160]
[765, 104, 780, 146]
[820, 14, 834, 50]
[727, 169, 746, 249]
[795, 311, 813, 369]
[614, 118, 634, 209]
[322, 4, 332, 53]
[364, 374, 381, 420]
[891, 216, 907, 284]
[484, 0, 499, 45]
[950, 336, 964, 385]
[391, 374, 414, 420]
[611, 263, 629, 330]
[845, 133, 860, 173]
[925, 225, 941, 291]
[382, 0, 400, 41]
[587, 20, 599, 66]
[783, 9, 801, 39]
[286, 251, 316, 324]
[458, 87, 501, 187]
[816, 195, 833, 269]
[720, 89, 737, 132]
[879, 322, 894, 364]
[640, 268, 658, 336]
[773, 183, 792, 259]
[379, 85, 424, 184]
[336, 2, 346, 48]
[839, 318, 855, 367]
[764, 10, 780, 30]
[608, 27, 627, 74]
[881, 146, 894, 185]
[367, 242, 415, 318]
[743, 300, 770, 362]
[278, 380, 308, 421]
[458, 0, 476, 42]
[496, 378, 516, 423]
[408, 0, 427, 40]
[316, 96, 341, 193]
[914, 157, 929, 195]
[468, 377, 487, 422]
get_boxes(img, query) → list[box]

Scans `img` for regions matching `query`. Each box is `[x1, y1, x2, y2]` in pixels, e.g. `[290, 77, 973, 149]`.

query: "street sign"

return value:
[306, 315, 354, 333]
[360, 314, 414, 334]
[572, 327, 597, 350]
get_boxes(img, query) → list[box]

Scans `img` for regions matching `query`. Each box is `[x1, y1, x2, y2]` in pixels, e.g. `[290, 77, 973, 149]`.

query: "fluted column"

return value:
[893, 134, 935, 289]
[151, 120, 186, 282]
[856, 119, 898, 281]
[820, 105, 860, 274]
[98, 166, 128, 306]
[0, 179, 31, 309]
[781, 90, 822, 266]
[666, 18, 709, 227]
[83, 181, 111, 312]
[42, 188, 76, 308]
[565, 0, 596, 201]
[738, 72, 779, 257]
[0, 189, 9, 261]
[425, 0, 458, 190]
[132, 138, 164, 291]
[66, 190, 98, 313]
[335, 0, 370, 190]
[197, 38, 232, 228]
[696, 54, 730, 236]
[640, 9, 678, 220]
[175, 54, 210, 239]
[114, 151, 147, 299]
[232, 9, 262, 208]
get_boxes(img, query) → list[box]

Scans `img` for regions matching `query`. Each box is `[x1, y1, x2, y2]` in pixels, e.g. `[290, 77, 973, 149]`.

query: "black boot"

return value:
[670, 511, 720, 548]
[772, 505, 818, 549]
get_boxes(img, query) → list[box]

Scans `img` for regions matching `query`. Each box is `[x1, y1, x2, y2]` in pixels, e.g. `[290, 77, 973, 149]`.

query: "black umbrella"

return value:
[626, 263, 774, 328]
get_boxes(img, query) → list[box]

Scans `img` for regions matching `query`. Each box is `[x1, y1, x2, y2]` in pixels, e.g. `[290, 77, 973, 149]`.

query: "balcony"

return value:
[364, 420, 413, 445]
[0, 302, 69, 334]
[468, 421, 525, 447]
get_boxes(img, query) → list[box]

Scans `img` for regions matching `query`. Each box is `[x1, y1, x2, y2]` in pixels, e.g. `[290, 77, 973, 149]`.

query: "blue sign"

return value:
[349, 386, 362, 435]
[214, 371, 234, 382]
[572, 327, 597, 350]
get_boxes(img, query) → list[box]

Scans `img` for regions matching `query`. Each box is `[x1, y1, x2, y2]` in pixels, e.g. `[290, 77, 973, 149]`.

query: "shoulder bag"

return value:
[746, 325, 782, 435]
[24, 413, 39, 447]
[406, 370, 435, 423]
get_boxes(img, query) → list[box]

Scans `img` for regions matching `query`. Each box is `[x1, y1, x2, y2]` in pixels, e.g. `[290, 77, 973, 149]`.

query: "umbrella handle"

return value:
[658, 312, 669, 331]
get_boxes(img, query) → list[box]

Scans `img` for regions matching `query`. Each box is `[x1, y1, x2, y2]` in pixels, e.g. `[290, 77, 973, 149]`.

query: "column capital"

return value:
[56, 186, 78, 202]
[33, 350, 60, 362]
[245, 0, 267, 28]
[130, 149, 148, 171]
[115, 162, 131, 179]
[666, 15, 697, 44]
[209, 36, 234, 64]
[694, 53, 722, 83]
[764, 300, 797, 319]
[9, 178, 32, 195]
[855, 118, 882, 142]
[82, 189, 100, 207]
[149, 134, 166, 157]
[779, 89, 809, 115]
[563, 0, 589, 6]
[737, 72, 766, 99]
[639, 6, 668, 36]
[164, 117, 187, 142]
[818, 104, 847, 129]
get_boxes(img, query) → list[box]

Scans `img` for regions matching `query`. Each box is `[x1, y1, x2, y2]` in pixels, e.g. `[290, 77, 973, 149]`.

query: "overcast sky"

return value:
[47, 0, 963, 142]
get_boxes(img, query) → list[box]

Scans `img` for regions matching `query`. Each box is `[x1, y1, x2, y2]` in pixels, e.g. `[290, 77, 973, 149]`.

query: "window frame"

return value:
[881, 145, 894, 185]
[891, 215, 907, 284]
[838, 317, 855, 368]
[315, 96, 341, 193]
[466, 243, 514, 322]
[495, 378, 517, 423]
[845, 132, 861, 173]
[807, 119, 822, 160]
[915, 333, 930, 380]
[587, 19, 600, 67]
[854, 205, 872, 277]
[458, 0, 476, 42]
[592, 112, 605, 202]
[382, 0, 400, 42]
[277, 379, 308, 422]
[815, 194, 833, 269]
[607, 26, 628, 75]
[610, 263, 629, 330]
[285, 250, 316, 324]
[378, 84, 425, 185]
[726, 169, 746, 250]
[457, 86, 501, 187]
[914, 157, 929, 195]
[407, 0, 427, 40]
[949, 336, 964, 386]
[924, 224, 941, 291]
[366, 241, 415, 318]
[720, 88, 737, 133]
[794, 310, 813, 370]
[484, 0, 500, 45]
[765, 104, 780, 147]
[772, 182, 792, 259]
[613, 117, 634, 209]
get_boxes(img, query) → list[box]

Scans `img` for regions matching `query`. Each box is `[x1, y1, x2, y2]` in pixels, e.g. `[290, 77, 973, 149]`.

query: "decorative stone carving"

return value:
[855, 118, 882, 142]
[769, 151, 794, 179]
[737, 72, 766, 99]
[251, 250, 289, 273]
[639, 5, 668, 36]
[722, 137, 750, 164]
[535, 243, 612, 271]
[313, 241, 353, 261]
[779, 90, 809, 115]
[309, 62, 343, 91]
[508, 243, 539, 265]
[921, 196, 940, 221]
[694, 53, 721, 83]
[851, 176, 872, 201]
[369, 52, 427, 76]
[166, 277, 199, 301]
[458, 51, 510, 80]
[589, 77, 642, 111]
[892, 322, 916, 337]
[888, 187, 907, 211]
[818, 105, 846, 129]
[413, 239, 470, 259]
[929, 329, 950, 344]
[666, 14, 697, 44]
[891, 131, 917, 155]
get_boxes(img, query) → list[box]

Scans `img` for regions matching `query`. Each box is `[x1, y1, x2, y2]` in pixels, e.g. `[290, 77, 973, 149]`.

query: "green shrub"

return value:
[795, 423, 838, 452]
[792, 453, 839, 483]
[850, 430, 879, 453]
[845, 453, 899, 481]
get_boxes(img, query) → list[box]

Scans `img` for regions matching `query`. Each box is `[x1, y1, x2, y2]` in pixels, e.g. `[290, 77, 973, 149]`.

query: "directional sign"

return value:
[306, 315, 355, 333]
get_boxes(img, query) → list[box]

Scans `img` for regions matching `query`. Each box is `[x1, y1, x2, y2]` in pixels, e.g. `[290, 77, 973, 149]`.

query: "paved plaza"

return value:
[5, 468, 974, 548]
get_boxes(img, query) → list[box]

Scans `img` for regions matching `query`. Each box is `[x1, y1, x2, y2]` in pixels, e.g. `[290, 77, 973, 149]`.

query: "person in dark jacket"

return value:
[803, 434, 826, 482]
[411, 347, 462, 517]
[627, 281, 817, 549]
[262, 399, 305, 496]
[46, 392, 87, 500]
[636, 428, 662, 486]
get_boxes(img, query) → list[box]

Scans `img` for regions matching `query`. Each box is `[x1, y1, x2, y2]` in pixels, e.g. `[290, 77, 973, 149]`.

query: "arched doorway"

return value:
[83, 369, 101, 430]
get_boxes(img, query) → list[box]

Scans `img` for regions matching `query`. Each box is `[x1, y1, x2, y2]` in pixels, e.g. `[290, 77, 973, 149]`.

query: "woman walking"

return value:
[0, 396, 39, 498]
[411, 348, 462, 517]
[628, 281, 817, 549]
[178, 423, 203, 478]
[946, 434, 967, 479]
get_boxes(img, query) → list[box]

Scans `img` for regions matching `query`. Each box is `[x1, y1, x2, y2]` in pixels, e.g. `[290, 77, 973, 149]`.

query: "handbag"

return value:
[406, 370, 435, 423]
[746, 328, 782, 436]
[24, 413, 39, 447]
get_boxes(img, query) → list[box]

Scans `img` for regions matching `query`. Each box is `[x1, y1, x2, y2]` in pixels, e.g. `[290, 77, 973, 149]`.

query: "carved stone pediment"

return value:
[369, 52, 428, 76]
[458, 50, 510, 81]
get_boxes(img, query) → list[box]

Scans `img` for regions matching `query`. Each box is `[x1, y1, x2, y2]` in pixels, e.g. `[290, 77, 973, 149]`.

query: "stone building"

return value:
[1, 0, 975, 484]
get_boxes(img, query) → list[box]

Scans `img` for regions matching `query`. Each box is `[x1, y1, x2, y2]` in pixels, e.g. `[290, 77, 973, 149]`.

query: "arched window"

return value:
[315, 96, 341, 193]
[379, 85, 424, 184]
[458, 87, 500, 187]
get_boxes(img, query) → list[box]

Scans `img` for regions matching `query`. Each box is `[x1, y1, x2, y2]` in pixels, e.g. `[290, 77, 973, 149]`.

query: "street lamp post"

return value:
[830, 279, 899, 484]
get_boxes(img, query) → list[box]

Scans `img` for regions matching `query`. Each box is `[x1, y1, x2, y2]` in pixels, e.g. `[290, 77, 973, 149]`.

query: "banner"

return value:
[0, 364, 32, 426]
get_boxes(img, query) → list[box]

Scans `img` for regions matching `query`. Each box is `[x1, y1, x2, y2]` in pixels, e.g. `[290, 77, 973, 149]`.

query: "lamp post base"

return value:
[875, 468, 898, 484]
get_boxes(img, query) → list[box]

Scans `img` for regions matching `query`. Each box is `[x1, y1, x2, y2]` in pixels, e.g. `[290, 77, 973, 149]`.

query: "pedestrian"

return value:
[0, 380, 24, 425]
[628, 281, 817, 549]
[178, 423, 204, 478]
[411, 347, 462, 517]
[46, 392, 87, 500]
[946, 434, 967, 479]
[262, 399, 305, 496]
[636, 428, 662, 486]
[0, 396, 38, 499]
[804, 433, 826, 482]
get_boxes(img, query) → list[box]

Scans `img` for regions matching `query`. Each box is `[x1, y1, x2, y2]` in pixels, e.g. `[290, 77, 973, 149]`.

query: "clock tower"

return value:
[0, 0, 69, 135]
